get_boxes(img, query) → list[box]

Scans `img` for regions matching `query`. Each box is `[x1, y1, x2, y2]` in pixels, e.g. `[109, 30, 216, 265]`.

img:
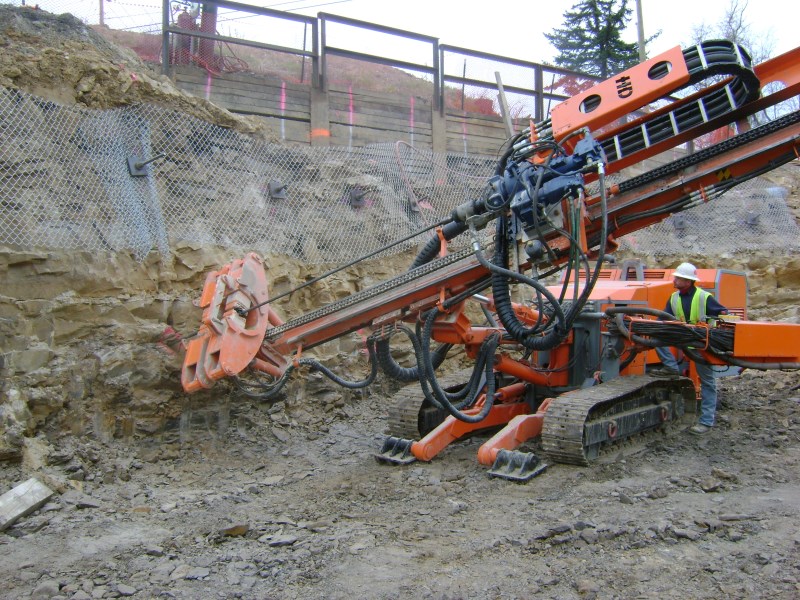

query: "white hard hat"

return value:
[674, 262, 700, 281]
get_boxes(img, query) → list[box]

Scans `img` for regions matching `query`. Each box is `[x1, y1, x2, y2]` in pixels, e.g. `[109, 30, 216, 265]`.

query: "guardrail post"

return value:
[310, 88, 331, 147]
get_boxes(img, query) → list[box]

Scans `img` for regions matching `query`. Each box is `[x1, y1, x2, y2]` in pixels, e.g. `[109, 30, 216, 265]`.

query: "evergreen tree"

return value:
[545, 0, 640, 79]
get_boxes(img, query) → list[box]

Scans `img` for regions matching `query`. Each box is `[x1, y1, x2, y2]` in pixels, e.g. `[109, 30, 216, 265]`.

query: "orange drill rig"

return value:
[181, 40, 800, 480]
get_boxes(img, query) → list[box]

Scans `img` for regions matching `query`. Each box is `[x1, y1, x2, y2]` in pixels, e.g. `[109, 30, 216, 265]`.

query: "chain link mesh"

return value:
[2, 86, 798, 265]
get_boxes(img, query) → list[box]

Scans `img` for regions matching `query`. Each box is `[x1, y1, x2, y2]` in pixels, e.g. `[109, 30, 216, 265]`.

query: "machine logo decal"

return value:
[616, 75, 633, 98]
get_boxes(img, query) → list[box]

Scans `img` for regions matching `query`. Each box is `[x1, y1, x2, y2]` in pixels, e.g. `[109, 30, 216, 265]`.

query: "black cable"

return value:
[375, 325, 451, 383]
[418, 307, 501, 424]
[240, 216, 453, 316]
[233, 336, 380, 400]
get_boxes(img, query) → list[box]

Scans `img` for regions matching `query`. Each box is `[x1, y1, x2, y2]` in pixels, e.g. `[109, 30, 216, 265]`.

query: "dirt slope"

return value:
[1, 6, 799, 600]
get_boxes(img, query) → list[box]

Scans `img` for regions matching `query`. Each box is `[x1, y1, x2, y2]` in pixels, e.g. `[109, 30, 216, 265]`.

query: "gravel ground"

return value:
[2, 369, 799, 600]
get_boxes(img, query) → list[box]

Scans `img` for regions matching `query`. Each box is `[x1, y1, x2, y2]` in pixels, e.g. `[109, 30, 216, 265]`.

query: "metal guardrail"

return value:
[318, 12, 440, 107]
[438, 45, 603, 122]
[157, 0, 595, 120]
[161, 0, 319, 85]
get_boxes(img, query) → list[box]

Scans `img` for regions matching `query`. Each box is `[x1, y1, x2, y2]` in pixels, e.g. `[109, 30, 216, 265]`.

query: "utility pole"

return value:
[99, 0, 105, 27]
[635, 0, 646, 62]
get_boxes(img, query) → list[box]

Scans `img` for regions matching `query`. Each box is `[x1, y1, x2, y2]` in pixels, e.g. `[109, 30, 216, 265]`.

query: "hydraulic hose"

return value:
[375, 325, 451, 382]
[419, 307, 501, 423]
[410, 221, 469, 270]
[404, 317, 485, 410]
[482, 217, 568, 351]
[235, 338, 380, 399]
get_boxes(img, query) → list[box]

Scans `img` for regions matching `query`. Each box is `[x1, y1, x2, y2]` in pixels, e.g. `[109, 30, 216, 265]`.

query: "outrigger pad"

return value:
[374, 436, 417, 465]
[488, 449, 548, 482]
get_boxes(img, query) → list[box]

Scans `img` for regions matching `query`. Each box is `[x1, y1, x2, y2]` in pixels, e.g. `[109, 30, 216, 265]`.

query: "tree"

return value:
[544, 0, 643, 79]
[689, 0, 773, 64]
[690, 0, 795, 126]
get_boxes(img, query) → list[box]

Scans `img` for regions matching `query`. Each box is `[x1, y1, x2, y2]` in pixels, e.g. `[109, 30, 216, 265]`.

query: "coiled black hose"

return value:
[375, 325, 451, 382]
[419, 305, 501, 423]
[485, 216, 568, 350]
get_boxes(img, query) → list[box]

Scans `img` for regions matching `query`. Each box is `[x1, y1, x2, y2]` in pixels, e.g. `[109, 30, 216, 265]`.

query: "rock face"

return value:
[0, 243, 411, 459]
[0, 5, 271, 138]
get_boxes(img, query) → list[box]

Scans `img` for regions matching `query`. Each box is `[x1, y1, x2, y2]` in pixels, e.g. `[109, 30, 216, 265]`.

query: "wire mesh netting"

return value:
[1, 86, 798, 264]
[0, 87, 493, 262]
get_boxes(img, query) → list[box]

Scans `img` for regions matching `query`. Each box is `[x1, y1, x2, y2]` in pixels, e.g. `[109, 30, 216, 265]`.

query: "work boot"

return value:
[649, 367, 679, 377]
[690, 424, 711, 435]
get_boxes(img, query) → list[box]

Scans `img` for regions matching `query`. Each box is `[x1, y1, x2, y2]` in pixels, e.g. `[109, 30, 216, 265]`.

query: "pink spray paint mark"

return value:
[348, 85, 354, 150]
[409, 96, 415, 146]
[348, 85, 354, 125]
[280, 81, 287, 140]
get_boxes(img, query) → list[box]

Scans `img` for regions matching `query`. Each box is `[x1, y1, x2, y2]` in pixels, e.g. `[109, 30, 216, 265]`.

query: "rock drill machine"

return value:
[180, 40, 800, 480]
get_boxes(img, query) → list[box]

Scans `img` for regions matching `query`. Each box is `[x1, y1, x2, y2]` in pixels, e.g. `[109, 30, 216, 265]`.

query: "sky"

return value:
[278, 0, 798, 63]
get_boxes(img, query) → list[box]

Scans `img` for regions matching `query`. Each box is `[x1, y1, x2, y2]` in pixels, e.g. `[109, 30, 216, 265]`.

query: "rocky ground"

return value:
[1, 5, 800, 600]
[1, 369, 799, 599]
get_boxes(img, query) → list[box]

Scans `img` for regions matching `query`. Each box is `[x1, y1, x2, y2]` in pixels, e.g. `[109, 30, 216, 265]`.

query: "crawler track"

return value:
[386, 368, 478, 439]
[541, 375, 697, 465]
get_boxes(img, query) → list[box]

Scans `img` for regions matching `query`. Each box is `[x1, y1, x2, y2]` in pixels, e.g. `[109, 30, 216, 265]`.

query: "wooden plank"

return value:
[446, 115, 506, 126]
[330, 113, 431, 132]
[175, 78, 310, 107]
[330, 116, 432, 137]
[330, 128, 432, 146]
[329, 93, 431, 119]
[445, 121, 507, 133]
[204, 93, 310, 120]
[252, 115, 311, 144]
[446, 119, 509, 139]
[0, 478, 54, 531]
[328, 85, 434, 106]
[446, 141, 504, 157]
[173, 67, 309, 93]
[329, 106, 432, 129]
[330, 123, 432, 147]
[202, 78, 309, 102]
[328, 94, 429, 113]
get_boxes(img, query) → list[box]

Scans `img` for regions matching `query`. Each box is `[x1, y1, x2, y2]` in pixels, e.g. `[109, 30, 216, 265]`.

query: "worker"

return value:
[655, 262, 728, 435]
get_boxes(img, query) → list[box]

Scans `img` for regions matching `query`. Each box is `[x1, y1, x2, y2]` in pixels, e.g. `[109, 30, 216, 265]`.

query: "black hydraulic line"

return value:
[614, 110, 800, 196]
[600, 40, 760, 163]
[692, 350, 800, 371]
[410, 220, 469, 269]
[481, 217, 568, 351]
[398, 308, 492, 412]
[375, 325, 451, 382]
[562, 164, 610, 332]
[380, 226, 493, 385]
[234, 337, 381, 400]
[299, 338, 380, 389]
[419, 307, 501, 423]
[234, 364, 296, 400]
[606, 306, 675, 323]
[409, 316, 487, 409]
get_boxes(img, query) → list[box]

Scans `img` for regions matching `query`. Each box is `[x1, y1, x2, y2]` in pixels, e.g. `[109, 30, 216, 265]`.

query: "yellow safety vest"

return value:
[669, 287, 712, 324]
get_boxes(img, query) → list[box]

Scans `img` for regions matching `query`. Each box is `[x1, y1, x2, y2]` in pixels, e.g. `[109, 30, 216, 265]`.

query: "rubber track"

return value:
[541, 375, 696, 466]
